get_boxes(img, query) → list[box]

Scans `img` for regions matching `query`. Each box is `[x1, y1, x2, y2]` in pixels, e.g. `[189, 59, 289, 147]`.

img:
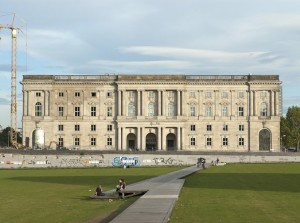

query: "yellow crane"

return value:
[0, 17, 20, 148]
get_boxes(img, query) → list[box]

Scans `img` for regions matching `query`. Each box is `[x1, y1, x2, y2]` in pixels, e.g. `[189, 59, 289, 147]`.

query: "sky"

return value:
[0, 0, 300, 128]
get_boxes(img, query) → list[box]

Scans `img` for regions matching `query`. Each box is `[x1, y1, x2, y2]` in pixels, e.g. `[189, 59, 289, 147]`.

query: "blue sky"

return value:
[0, 0, 300, 128]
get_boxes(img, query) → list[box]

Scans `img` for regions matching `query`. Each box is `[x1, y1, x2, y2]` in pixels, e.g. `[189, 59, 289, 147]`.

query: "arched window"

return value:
[35, 102, 42, 116]
[128, 102, 136, 116]
[148, 102, 155, 116]
[260, 102, 268, 116]
[168, 102, 175, 117]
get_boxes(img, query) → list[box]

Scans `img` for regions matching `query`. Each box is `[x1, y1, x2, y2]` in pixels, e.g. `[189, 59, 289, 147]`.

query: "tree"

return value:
[0, 127, 22, 147]
[281, 106, 300, 151]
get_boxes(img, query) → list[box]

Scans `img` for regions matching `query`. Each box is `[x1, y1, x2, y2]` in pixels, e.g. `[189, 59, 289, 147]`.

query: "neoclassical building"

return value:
[21, 74, 282, 152]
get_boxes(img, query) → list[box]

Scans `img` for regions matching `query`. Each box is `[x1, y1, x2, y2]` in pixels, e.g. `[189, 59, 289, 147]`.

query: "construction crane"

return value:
[0, 20, 20, 148]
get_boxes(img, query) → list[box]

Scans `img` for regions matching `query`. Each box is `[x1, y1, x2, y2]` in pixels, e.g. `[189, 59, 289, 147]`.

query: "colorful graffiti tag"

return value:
[112, 156, 140, 167]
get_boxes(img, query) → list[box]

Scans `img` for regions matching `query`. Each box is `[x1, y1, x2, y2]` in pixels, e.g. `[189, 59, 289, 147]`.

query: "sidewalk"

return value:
[109, 165, 201, 223]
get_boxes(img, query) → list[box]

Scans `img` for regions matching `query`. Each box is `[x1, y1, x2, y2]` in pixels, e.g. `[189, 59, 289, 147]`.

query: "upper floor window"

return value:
[58, 124, 64, 131]
[260, 102, 268, 116]
[58, 106, 64, 116]
[190, 106, 196, 117]
[91, 92, 97, 97]
[207, 125, 212, 131]
[260, 91, 268, 99]
[191, 125, 196, 131]
[238, 91, 244, 99]
[128, 102, 136, 116]
[148, 102, 155, 117]
[58, 92, 64, 97]
[107, 91, 113, 98]
[189, 91, 196, 98]
[190, 137, 196, 146]
[205, 91, 212, 98]
[168, 102, 175, 117]
[35, 102, 42, 116]
[238, 107, 244, 116]
[75, 124, 80, 131]
[223, 124, 228, 131]
[222, 137, 228, 146]
[239, 137, 244, 146]
[74, 106, 80, 116]
[90, 137, 96, 146]
[128, 91, 135, 97]
[221, 91, 228, 98]
[74, 137, 80, 146]
[91, 106, 96, 117]
[149, 91, 155, 98]
[91, 124, 96, 131]
[107, 107, 113, 117]
[222, 106, 228, 117]
[206, 137, 212, 146]
[75, 92, 80, 97]
[107, 124, 113, 131]
[206, 106, 213, 117]
[36, 92, 41, 97]
[239, 124, 244, 131]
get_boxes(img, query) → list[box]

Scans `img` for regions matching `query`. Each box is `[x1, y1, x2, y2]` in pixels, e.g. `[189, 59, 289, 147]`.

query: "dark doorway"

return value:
[259, 129, 271, 151]
[166, 133, 176, 151]
[127, 133, 136, 151]
[146, 133, 157, 151]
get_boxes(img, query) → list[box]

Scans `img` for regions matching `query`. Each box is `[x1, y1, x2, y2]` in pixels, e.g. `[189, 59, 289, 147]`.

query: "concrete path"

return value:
[109, 165, 201, 223]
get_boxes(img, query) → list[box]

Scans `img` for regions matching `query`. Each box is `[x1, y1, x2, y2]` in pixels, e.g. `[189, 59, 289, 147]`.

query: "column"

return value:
[122, 90, 125, 116]
[177, 127, 181, 150]
[198, 90, 201, 116]
[141, 127, 145, 151]
[44, 90, 48, 116]
[157, 127, 161, 150]
[141, 91, 145, 116]
[177, 90, 181, 116]
[122, 127, 126, 151]
[118, 127, 122, 150]
[162, 127, 166, 150]
[98, 90, 102, 117]
[182, 90, 187, 116]
[136, 127, 140, 150]
[118, 90, 122, 116]
[270, 90, 274, 116]
[161, 91, 165, 116]
[214, 90, 219, 117]
[274, 91, 278, 116]
[181, 127, 185, 150]
[23, 90, 27, 116]
[253, 91, 256, 116]
[137, 90, 141, 116]
[158, 90, 161, 116]
[250, 91, 253, 116]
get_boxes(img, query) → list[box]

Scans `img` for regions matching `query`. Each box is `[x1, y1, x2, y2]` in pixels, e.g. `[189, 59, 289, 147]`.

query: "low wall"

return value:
[1, 153, 300, 169]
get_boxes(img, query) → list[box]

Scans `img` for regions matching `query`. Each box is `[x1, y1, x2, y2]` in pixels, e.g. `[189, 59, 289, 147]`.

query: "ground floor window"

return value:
[91, 137, 96, 146]
[206, 137, 212, 146]
[107, 137, 112, 146]
[239, 137, 244, 146]
[190, 137, 196, 146]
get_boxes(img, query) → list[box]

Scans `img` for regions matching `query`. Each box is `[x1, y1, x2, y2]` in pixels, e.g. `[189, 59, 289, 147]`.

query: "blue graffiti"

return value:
[112, 157, 140, 167]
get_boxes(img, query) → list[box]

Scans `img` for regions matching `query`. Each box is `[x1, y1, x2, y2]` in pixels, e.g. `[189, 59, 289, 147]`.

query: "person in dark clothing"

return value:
[95, 185, 103, 196]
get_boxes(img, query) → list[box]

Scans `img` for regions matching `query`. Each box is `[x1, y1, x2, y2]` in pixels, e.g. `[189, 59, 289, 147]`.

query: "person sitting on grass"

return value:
[95, 185, 103, 196]
[116, 179, 126, 199]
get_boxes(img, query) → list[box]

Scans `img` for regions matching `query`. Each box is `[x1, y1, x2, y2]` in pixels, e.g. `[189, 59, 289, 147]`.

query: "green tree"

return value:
[281, 106, 300, 151]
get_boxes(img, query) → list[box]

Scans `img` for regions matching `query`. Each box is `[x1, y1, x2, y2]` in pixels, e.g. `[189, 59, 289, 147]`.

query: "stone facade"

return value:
[21, 74, 282, 152]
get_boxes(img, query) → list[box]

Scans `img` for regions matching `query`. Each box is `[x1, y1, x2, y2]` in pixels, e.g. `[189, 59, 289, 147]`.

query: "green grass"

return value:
[170, 163, 300, 223]
[0, 166, 182, 223]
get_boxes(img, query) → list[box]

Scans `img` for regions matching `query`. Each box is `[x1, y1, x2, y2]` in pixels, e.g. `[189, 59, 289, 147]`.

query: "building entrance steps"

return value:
[109, 165, 202, 223]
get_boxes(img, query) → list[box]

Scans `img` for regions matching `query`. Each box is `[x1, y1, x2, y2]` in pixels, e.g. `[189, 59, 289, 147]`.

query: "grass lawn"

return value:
[0, 166, 182, 223]
[170, 163, 300, 223]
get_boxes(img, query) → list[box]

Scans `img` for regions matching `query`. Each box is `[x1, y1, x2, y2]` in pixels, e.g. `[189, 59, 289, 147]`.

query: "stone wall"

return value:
[1, 153, 299, 169]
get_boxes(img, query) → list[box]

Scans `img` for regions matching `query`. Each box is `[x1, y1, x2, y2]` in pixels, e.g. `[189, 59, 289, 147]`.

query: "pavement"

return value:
[109, 165, 202, 223]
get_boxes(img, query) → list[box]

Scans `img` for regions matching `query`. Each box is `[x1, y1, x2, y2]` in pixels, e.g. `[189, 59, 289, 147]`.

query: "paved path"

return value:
[109, 165, 201, 223]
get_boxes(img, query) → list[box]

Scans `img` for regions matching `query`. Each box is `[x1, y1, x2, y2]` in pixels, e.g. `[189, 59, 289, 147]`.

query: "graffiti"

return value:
[59, 159, 84, 167]
[152, 157, 184, 165]
[112, 157, 140, 167]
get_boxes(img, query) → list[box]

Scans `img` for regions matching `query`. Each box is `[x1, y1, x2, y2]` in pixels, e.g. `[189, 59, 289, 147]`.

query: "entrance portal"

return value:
[146, 133, 157, 151]
[166, 133, 176, 151]
[127, 133, 136, 151]
[259, 129, 271, 151]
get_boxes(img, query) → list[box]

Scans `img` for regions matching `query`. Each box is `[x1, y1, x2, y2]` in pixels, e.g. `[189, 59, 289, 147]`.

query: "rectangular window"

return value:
[107, 124, 113, 131]
[222, 106, 228, 117]
[239, 124, 244, 131]
[59, 92, 64, 97]
[107, 91, 113, 98]
[189, 91, 196, 98]
[58, 106, 64, 116]
[91, 137, 96, 146]
[91, 124, 96, 131]
[36, 92, 41, 97]
[239, 137, 244, 146]
[75, 92, 80, 97]
[206, 138, 212, 146]
[207, 125, 212, 131]
[74, 137, 80, 146]
[91, 106, 96, 116]
[91, 92, 96, 97]
[191, 125, 196, 131]
[223, 124, 228, 131]
[190, 106, 196, 116]
[75, 124, 80, 131]
[238, 107, 244, 116]
[58, 137, 64, 148]
[206, 106, 212, 117]
[205, 91, 212, 98]
[75, 107, 80, 116]
[107, 137, 112, 146]
[190, 138, 196, 146]
[107, 107, 112, 116]
[58, 124, 64, 131]
[222, 137, 228, 146]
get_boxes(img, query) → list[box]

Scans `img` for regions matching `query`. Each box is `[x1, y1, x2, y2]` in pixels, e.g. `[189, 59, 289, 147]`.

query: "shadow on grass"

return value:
[184, 173, 300, 193]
